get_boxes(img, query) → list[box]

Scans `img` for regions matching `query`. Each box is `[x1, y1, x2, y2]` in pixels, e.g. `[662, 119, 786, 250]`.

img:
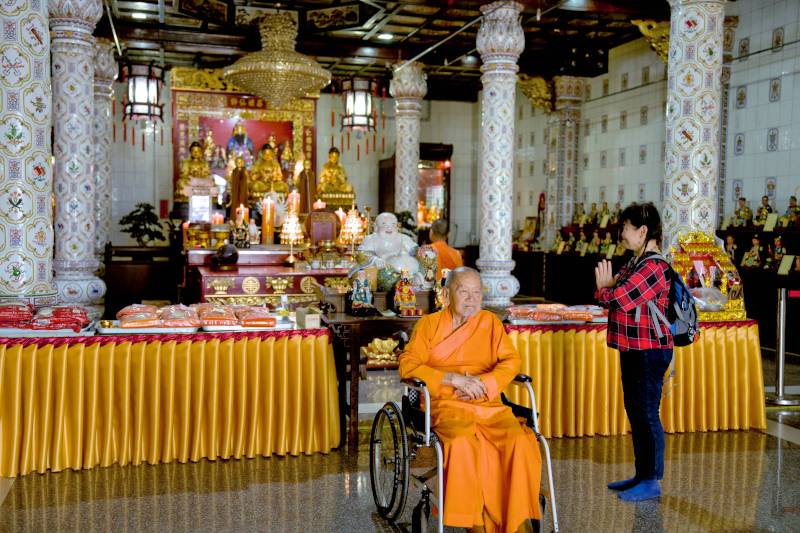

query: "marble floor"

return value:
[2, 356, 800, 533]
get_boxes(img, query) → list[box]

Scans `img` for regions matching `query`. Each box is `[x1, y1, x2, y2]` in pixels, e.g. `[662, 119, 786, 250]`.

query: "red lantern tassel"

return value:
[123, 121, 127, 143]
[373, 132, 377, 152]
[357, 143, 360, 161]
[131, 125, 135, 146]
[381, 136, 385, 153]
[347, 131, 350, 151]
[331, 110, 335, 128]
[142, 130, 145, 152]
[365, 138, 369, 156]
[381, 111, 385, 130]
[160, 126, 164, 146]
[112, 98, 116, 143]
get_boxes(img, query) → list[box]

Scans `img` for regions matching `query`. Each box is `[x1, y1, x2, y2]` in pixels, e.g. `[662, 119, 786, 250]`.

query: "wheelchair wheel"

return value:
[369, 401, 409, 521]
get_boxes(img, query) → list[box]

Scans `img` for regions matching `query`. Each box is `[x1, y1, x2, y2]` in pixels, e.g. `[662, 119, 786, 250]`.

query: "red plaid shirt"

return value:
[595, 252, 673, 352]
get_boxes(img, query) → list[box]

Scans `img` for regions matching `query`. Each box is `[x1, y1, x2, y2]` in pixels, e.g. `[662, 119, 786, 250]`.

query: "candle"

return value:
[288, 189, 300, 214]
[262, 196, 275, 244]
[312, 198, 326, 210]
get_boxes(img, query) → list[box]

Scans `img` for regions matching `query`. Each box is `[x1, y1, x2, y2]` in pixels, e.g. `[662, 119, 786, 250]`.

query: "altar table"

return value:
[504, 320, 766, 439]
[0, 329, 339, 477]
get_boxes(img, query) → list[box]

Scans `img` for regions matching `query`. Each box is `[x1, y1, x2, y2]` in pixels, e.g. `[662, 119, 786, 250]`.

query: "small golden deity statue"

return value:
[250, 145, 285, 202]
[280, 141, 295, 173]
[175, 141, 213, 202]
[318, 147, 355, 209]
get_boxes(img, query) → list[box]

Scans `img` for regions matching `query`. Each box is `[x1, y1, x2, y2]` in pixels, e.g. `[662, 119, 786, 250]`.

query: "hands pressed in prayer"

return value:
[595, 259, 617, 290]
[446, 372, 487, 401]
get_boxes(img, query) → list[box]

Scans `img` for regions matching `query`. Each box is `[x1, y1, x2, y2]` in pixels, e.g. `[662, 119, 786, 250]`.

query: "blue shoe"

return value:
[618, 479, 661, 502]
[607, 476, 639, 491]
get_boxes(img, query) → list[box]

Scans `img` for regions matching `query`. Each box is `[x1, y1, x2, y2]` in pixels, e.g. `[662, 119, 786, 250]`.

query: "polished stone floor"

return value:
[1, 427, 799, 532]
[2, 355, 800, 533]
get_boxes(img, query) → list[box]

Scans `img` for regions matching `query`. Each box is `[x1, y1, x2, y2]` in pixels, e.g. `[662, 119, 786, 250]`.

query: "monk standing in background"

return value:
[429, 219, 463, 281]
[399, 267, 541, 533]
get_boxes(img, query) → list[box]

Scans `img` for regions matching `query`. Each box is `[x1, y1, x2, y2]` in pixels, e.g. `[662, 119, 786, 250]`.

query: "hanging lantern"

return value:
[341, 78, 376, 131]
[122, 62, 164, 122]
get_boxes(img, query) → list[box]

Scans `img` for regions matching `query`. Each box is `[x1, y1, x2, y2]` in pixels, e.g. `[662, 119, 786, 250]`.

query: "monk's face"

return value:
[446, 272, 483, 319]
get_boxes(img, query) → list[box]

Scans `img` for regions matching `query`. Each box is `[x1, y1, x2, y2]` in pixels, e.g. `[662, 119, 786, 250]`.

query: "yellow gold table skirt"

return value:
[504, 321, 766, 439]
[0, 330, 339, 478]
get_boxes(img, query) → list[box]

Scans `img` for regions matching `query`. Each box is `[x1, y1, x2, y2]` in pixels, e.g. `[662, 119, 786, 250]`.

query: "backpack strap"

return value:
[647, 300, 671, 339]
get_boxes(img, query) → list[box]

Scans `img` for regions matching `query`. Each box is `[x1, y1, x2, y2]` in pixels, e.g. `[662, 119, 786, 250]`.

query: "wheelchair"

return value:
[369, 366, 560, 533]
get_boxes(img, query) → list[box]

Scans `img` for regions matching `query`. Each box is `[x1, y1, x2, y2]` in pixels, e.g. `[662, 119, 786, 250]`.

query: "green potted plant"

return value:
[119, 203, 166, 246]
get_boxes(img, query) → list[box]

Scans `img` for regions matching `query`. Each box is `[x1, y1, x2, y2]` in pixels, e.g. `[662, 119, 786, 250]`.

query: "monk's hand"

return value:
[595, 259, 616, 290]
[447, 373, 486, 401]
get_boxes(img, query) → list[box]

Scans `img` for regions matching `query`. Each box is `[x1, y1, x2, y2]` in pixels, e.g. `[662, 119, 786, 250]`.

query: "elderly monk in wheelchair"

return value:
[399, 267, 543, 533]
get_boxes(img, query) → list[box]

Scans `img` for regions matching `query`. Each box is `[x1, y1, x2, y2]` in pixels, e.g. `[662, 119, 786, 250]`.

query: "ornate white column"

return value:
[93, 38, 116, 259]
[543, 76, 584, 245]
[389, 61, 427, 214]
[663, 0, 725, 246]
[475, 1, 524, 307]
[49, 0, 106, 309]
[0, 0, 56, 305]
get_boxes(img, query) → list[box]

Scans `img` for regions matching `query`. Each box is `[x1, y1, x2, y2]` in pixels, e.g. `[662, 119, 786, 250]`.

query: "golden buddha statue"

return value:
[175, 141, 213, 202]
[317, 147, 353, 195]
[249, 145, 286, 202]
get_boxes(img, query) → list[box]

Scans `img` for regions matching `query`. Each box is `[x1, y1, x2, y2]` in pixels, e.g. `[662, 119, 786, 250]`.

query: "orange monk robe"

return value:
[430, 240, 463, 281]
[399, 308, 542, 533]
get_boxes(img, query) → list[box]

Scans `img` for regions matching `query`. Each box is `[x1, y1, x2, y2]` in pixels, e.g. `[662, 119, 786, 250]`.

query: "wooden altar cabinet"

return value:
[185, 247, 350, 306]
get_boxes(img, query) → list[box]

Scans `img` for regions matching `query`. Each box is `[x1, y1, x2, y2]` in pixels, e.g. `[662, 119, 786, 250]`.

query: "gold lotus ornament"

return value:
[223, 13, 331, 107]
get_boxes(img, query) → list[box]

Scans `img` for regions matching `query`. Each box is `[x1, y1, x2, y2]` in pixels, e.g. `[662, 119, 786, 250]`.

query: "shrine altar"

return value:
[0, 329, 339, 478]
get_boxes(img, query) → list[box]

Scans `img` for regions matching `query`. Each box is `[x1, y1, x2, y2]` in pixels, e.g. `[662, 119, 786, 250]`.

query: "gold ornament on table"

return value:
[223, 13, 330, 108]
[668, 231, 746, 322]
[339, 205, 365, 257]
[362, 338, 400, 367]
[280, 211, 305, 265]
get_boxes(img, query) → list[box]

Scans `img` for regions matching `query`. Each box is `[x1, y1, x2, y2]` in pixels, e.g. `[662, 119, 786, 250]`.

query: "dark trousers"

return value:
[620, 348, 673, 480]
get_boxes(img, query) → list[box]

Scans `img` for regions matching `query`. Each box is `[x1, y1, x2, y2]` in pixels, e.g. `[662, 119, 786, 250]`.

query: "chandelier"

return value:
[122, 62, 163, 121]
[223, 13, 330, 107]
[341, 78, 376, 130]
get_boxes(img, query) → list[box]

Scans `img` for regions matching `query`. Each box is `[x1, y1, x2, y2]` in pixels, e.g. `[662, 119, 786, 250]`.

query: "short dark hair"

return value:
[329, 147, 340, 155]
[619, 202, 663, 246]
[738, 197, 746, 202]
[260, 143, 274, 153]
[430, 219, 449, 238]
[189, 141, 203, 150]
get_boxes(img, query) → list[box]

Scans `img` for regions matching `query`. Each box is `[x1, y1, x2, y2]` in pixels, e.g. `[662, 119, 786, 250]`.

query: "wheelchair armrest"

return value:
[401, 377, 427, 389]
[512, 373, 532, 383]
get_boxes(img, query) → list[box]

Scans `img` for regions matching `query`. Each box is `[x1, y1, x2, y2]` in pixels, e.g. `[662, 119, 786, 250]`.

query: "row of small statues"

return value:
[176, 141, 354, 208]
[731, 234, 799, 271]
[551, 229, 625, 256]
[731, 195, 800, 228]
[572, 201, 622, 226]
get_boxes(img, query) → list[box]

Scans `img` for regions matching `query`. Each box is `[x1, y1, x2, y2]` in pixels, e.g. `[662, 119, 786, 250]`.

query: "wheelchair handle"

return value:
[392, 330, 410, 350]
[513, 373, 532, 383]
[401, 377, 427, 389]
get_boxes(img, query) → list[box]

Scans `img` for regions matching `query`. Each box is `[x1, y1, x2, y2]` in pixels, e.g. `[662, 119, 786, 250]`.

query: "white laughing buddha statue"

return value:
[358, 212, 420, 277]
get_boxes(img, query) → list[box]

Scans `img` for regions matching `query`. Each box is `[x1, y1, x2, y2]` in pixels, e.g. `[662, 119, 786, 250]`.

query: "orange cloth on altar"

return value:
[399, 309, 542, 532]
[430, 240, 463, 280]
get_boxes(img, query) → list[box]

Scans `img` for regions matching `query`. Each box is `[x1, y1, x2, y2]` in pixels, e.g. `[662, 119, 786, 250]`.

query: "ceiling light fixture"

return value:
[122, 61, 163, 122]
[377, 33, 394, 40]
[131, 12, 147, 20]
[341, 78, 376, 131]
[223, 13, 330, 108]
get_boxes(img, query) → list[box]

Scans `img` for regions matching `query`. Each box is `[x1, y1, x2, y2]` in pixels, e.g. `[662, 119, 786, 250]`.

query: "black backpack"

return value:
[636, 253, 700, 347]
